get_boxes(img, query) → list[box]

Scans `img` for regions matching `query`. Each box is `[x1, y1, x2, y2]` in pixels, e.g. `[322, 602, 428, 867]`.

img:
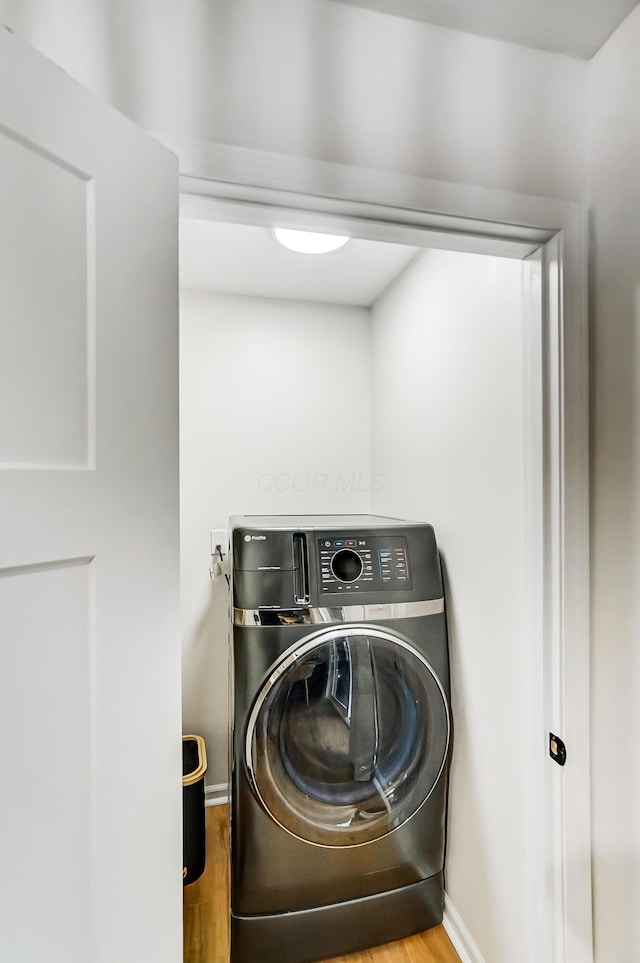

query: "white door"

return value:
[0, 26, 181, 963]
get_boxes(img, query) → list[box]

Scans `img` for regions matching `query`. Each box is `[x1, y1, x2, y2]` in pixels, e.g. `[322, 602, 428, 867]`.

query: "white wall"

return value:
[0, 0, 587, 200]
[370, 249, 525, 962]
[179, 290, 371, 785]
[588, 8, 640, 960]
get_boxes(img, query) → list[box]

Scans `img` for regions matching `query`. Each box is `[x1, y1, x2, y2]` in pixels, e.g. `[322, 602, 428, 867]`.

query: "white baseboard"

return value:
[204, 782, 229, 807]
[443, 893, 486, 963]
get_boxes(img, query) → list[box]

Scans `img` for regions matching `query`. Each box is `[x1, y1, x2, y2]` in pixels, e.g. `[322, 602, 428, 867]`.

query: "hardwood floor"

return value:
[183, 806, 461, 963]
[183, 805, 230, 963]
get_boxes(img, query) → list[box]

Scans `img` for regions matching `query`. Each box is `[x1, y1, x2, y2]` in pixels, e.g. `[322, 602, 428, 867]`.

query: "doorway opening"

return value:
[177, 189, 589, 963]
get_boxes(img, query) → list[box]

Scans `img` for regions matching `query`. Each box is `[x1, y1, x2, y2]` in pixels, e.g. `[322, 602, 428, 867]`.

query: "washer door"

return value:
[245, 625, 450, 847]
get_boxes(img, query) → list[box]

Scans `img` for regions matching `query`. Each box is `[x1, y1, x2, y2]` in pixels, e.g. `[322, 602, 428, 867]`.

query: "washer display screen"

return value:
[318, 534, 412, 594]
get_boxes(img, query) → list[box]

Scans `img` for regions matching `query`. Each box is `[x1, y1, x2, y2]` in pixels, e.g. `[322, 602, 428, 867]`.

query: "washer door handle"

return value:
[349, 641, 379, 782]
[293, 532, 310, 604]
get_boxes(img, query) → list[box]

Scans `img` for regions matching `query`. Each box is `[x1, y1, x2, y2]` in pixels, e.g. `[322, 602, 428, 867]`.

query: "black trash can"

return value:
[182, 734, 207, 885]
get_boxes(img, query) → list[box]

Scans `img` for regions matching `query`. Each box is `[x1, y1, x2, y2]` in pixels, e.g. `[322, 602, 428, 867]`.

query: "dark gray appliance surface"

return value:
[230, 514, 442, 609]
[228, 514, 451, 963]
[231, 872, 444, 963]
[230, 613, 450, 914]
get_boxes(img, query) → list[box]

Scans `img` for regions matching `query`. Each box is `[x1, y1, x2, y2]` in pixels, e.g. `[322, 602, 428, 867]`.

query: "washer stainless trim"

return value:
[244, 623, 451, 849]
[233, 597, 444, 626]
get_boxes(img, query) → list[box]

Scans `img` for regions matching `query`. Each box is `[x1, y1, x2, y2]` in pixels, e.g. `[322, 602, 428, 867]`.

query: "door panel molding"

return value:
[1, 26, 181, 963]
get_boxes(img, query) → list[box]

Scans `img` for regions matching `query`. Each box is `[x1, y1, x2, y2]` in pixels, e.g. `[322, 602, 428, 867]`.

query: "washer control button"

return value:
[330, 548, 363, 583]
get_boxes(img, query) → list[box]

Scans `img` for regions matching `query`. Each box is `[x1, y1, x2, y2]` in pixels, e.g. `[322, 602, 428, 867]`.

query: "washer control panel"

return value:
[317, 534, 412, 594]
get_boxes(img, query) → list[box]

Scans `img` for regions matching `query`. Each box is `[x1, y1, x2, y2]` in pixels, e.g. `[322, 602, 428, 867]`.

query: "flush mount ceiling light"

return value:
[273, 227, 350, 254]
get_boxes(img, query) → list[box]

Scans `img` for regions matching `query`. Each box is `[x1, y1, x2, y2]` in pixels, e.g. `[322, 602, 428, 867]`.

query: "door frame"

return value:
[175, 141, 591, 963]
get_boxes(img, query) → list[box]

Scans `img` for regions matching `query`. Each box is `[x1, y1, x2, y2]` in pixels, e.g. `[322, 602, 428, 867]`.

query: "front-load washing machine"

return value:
[229, 515, 451, 963]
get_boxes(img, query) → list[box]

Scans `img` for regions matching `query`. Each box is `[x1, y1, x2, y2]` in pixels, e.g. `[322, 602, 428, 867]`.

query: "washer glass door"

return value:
[246, 626, 450, 847]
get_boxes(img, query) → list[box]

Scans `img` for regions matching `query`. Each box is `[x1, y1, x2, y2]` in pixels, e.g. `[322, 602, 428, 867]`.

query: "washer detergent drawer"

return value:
[233, 528, 295, 571]
[233, 570, 296, 609]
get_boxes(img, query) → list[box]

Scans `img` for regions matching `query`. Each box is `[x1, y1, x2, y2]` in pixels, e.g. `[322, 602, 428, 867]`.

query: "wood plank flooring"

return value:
[184, 806, 461, 963]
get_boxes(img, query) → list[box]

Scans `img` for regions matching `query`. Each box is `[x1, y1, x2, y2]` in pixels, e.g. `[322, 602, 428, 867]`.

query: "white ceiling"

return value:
[330, 0, 639, 58]
[179, 219, 420, 307]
